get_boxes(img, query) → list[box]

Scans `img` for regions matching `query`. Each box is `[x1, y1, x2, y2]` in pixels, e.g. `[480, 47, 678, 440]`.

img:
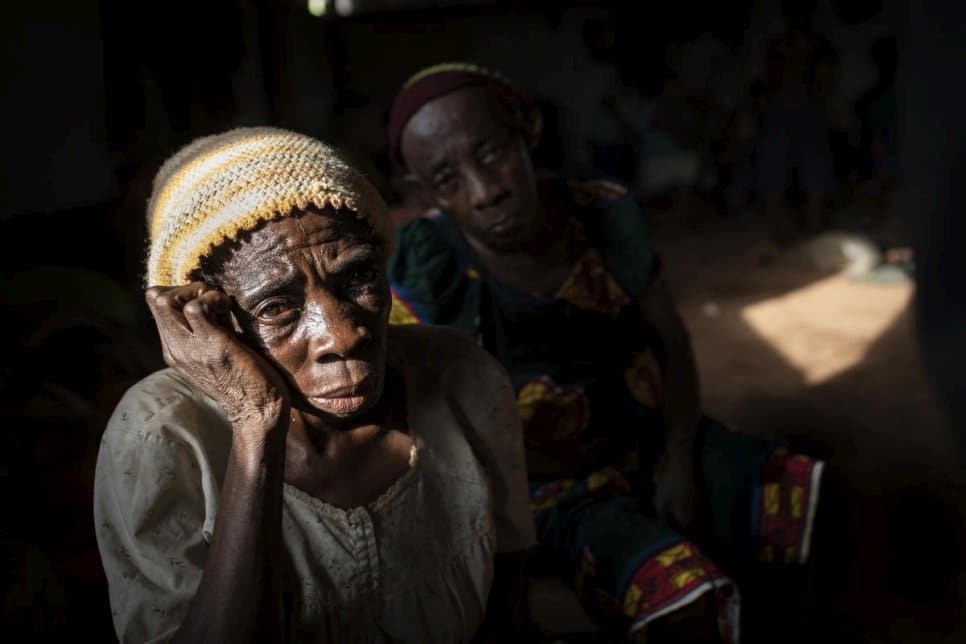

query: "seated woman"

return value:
[387, 64, 826, 643]
[93, 127, 535, 643]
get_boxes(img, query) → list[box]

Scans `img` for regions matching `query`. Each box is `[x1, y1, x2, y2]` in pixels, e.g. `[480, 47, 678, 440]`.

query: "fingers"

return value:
[146, 283, 221, 332]
[146, 283, 203, 331]
[183, 289, 233, 335]
[145, 282, 209, 310]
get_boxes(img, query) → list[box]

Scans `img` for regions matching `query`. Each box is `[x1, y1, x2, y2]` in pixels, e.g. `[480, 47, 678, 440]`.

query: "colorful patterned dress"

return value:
[388, 180, 823, 641]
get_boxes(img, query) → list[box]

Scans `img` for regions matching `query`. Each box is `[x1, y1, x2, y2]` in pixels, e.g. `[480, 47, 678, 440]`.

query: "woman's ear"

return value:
[522, 102, 544, 151]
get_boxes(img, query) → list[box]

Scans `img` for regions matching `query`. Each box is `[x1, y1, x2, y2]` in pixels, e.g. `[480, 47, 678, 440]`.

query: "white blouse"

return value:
[94, 324, 535, 643]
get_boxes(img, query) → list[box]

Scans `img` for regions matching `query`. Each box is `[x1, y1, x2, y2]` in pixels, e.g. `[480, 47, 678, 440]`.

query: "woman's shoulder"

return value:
[391, 216, 461, 263]
[555, 177, 658, 298]
[388, 324, 506, 388]
[389, 323, 486, 362]
[565, 178, 632, 207]
[388, 325, 517, 462]
[389, 216, 478, 327]
[102, 368, 230, 449]
[563, 178, 645, 231]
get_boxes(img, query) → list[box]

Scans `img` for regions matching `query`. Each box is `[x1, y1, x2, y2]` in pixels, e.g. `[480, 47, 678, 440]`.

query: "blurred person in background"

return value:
[755, 0, 837, 235]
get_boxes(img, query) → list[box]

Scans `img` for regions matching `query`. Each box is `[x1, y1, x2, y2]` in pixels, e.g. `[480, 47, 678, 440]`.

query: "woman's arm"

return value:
[169, 414, 288, 643]
[145, 284, 292, 643]
[474, 551, 528, 642]
[637, 278, 701, 531]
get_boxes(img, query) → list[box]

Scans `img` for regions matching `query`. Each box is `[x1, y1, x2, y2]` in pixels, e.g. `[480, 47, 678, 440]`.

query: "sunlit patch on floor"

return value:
[740, 275, 913, 385]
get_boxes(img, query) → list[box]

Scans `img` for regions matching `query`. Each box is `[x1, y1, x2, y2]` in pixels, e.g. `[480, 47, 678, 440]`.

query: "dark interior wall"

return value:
[269, 1, 339, 138]
[0, 0, 293, 287]
[334, 6, 606, 172]
[898, 0, 966, 450]
[0, 0, 906, 222]
[336, 9, 581, 103]
[1, 0, 115, 218]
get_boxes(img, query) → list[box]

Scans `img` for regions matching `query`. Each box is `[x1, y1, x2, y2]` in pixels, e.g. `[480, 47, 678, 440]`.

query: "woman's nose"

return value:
[304, 292, 370, 360]
[466, 167, 505, 211]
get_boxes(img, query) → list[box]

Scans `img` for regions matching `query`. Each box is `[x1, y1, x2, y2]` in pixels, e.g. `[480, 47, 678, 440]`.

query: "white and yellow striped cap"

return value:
[145, 127, 391, 286]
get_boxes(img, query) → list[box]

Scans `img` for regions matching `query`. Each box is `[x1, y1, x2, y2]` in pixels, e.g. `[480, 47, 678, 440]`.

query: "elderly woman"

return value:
[387, 64, 826, 643]
[93, 127, 535, 643]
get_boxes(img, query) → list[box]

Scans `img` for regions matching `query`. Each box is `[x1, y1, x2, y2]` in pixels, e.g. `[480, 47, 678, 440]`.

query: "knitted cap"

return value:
[387, 62, 536, 165]
[145, 127, 391, 287]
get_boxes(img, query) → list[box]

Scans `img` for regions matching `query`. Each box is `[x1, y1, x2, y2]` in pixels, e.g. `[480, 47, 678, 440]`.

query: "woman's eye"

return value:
[433, 173, 457, 192]
[348, 268, 380, 290]
[255, 299, 297, 322]
[480, 147, 500, 164]
[480, 140, 507, 164]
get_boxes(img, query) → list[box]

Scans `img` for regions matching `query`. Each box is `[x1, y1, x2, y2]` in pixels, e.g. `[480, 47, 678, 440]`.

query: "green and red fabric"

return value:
[388, 179, 823, 639]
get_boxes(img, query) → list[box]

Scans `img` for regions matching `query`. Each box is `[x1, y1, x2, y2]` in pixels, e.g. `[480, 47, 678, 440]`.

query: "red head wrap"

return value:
[387, 63, 535, 166]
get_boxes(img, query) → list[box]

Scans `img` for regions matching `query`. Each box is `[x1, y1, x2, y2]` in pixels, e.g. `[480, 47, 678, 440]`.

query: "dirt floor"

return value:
[652, 201, 966, 643]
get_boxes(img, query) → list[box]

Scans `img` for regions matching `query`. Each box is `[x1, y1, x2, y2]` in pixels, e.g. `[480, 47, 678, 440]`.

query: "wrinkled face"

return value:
[218, 209, 390, 420]
[400, 87, 539, 252]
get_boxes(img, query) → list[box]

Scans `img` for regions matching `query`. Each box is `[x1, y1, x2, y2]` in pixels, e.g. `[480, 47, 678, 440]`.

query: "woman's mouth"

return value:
[489, 214, 519, 236]
[307, 376, 378, 416]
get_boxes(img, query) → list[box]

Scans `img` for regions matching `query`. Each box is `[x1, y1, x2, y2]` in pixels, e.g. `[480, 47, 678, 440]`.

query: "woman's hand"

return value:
[636, 279, 701, 534]
[146, 283, 290, 643]
[145, 283, 290, 438]
[653, 440, 697, 533]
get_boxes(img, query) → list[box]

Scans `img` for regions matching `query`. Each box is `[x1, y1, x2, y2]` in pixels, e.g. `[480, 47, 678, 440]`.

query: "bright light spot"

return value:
[740, 275, 913, 385]
[308, 0, 327, 17]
